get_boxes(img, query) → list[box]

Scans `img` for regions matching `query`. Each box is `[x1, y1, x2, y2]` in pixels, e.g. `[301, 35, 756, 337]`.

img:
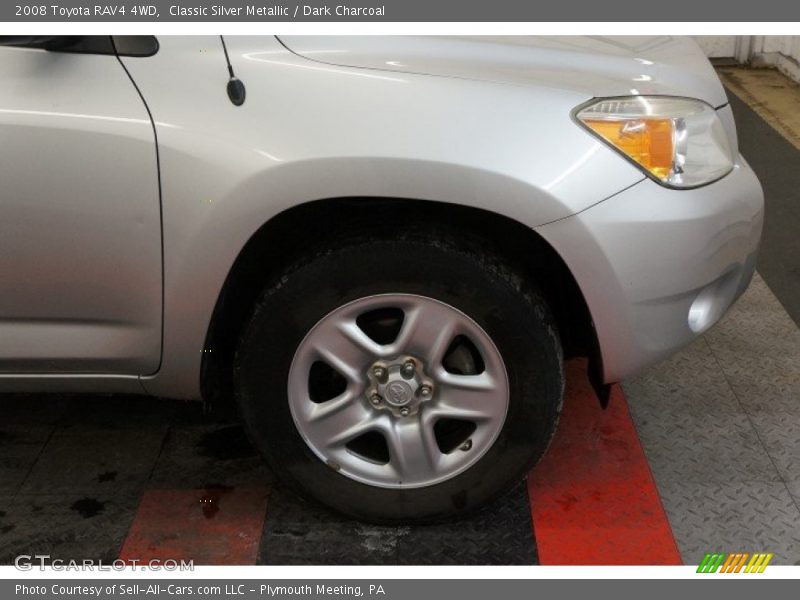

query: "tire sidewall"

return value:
[234, 234, 563, 522]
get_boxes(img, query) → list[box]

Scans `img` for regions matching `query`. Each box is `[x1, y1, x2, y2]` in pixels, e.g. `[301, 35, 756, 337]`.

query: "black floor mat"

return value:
[727, 89, 800, 328]
[258, 482, 537, 565]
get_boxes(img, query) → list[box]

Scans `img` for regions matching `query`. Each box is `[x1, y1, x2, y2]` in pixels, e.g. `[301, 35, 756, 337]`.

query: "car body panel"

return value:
[0, 35, 763, 401]
[536, 157, 763, 382]
[0, 44, 162, 376]
[279, 36, 730, 107]
[116, 35, 645, 399]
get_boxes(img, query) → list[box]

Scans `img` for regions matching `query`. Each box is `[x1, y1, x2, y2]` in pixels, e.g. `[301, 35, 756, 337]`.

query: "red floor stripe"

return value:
[528, 360, 682, 565]
[119, 487, 269, 565]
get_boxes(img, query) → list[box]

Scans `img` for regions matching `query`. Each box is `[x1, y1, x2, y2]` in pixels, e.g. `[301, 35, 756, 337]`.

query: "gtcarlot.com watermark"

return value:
[14, 554, 194, 571]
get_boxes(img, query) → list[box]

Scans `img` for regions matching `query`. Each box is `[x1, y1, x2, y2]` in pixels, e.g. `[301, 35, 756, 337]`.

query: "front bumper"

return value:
[536, 157, 764, 383]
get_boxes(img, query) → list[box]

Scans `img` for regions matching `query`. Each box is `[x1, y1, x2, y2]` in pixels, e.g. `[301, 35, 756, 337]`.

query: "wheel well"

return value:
[200, 197, 602, 408]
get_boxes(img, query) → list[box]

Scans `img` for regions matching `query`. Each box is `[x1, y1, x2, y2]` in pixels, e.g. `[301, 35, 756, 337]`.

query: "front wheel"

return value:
[234, 232, 564, 523]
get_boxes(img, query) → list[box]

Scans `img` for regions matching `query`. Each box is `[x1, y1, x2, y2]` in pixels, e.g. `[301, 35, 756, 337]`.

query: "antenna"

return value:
[220, 35, 246, 106]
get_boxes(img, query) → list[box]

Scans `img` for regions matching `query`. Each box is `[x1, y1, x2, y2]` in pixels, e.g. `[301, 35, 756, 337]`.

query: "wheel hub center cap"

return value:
[366, 355, 434, 417]
[385, 381, 413, 406]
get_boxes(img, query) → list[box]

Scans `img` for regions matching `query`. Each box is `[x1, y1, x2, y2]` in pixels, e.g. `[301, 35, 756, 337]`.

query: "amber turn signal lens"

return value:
[582, 118, 674, 180]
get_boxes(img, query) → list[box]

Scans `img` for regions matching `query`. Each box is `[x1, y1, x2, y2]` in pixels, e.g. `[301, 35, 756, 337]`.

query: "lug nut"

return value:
[399, 407, 410, 417]
[400, 361, 416, 379]
[372, 366, 387, 381]
[460, 440, 472, 451]
[370, 393, 382, 406]
[419, 385, 432, 398]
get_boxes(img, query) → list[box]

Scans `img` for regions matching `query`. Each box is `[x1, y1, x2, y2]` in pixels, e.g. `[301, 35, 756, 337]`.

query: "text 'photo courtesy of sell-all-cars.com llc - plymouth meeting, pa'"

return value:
[0, 35, 762, 523]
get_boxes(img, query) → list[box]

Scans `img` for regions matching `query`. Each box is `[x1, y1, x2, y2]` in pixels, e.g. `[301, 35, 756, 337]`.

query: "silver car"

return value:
[0, 35, 763, 522]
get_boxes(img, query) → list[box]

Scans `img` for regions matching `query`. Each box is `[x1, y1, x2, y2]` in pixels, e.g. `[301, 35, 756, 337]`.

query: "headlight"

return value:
[575, 96, 734, 188]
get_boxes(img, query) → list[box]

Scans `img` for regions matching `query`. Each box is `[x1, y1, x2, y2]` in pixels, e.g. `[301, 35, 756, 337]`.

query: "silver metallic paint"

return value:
[536, 159, 763, 382]
[0, 36, 764, 399]
[0, 45, 161, 376]
[279, 36, 730, 107]
[122, 35, 645, 398]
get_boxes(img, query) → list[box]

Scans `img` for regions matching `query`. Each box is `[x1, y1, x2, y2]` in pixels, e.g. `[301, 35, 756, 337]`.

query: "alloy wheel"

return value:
[287, 294, 509, 488]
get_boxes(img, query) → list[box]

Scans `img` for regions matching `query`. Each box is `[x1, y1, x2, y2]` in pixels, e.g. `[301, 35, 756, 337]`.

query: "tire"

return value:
[234, 229, 564, 523]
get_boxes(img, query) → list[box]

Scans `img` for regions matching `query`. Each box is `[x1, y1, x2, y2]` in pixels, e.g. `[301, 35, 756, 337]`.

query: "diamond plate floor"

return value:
[623, 71, 800, 566]
[625, 274, 800, 565]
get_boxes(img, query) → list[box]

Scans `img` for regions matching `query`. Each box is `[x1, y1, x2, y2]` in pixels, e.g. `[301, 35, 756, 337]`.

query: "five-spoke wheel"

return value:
[288, 294, 509, 488]
[234, 231, 563, 522]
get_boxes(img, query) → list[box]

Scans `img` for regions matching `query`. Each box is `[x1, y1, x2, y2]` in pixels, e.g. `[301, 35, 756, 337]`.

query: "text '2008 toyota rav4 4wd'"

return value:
[0, 35, 763, 522]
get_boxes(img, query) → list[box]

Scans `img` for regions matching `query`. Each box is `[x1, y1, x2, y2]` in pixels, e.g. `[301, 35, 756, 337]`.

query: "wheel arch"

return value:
[199, 196, 603, 409]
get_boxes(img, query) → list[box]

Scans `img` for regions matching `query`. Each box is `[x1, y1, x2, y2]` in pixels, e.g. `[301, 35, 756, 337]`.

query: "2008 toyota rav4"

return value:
[0, 35, 763, 522]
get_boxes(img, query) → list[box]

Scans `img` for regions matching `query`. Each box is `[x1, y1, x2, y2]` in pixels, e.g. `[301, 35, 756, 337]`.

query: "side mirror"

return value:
[0, 36, 157, 57]
[0, 36, 81, 50]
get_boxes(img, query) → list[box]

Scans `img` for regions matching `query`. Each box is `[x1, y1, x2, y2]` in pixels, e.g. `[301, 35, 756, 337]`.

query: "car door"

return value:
[0, 37, 162, 375]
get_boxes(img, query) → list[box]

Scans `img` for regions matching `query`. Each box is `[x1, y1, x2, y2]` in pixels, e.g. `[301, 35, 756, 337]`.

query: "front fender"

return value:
[123, 36, 643, 398]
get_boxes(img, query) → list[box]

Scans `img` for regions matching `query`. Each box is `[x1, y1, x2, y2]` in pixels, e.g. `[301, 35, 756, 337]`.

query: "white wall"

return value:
[694, 36, 800, 82]
[695, 36, 738, 58]
[752, 36, 800, 82]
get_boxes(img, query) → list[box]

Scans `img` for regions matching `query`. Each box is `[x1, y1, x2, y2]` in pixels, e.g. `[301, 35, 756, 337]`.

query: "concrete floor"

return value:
[0, 66, 799, 566]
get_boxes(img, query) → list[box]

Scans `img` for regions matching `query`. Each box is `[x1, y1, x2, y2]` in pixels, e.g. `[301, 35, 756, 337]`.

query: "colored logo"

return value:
[697, 552, 773, 573]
